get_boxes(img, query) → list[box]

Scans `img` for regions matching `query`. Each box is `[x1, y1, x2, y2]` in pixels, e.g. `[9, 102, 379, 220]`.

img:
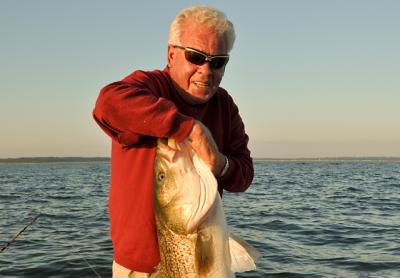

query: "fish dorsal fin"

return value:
[185, 149, 218, 233]
[229, 234, 262, 273]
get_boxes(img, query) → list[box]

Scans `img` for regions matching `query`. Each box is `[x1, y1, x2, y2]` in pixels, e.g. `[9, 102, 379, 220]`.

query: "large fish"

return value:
[152, 138, 260, 278]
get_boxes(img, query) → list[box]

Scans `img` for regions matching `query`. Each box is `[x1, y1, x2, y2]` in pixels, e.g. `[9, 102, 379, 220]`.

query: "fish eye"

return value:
[157, 172, 165, 181]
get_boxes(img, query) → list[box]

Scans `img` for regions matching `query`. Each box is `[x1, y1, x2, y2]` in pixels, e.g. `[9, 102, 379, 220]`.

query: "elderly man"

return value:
[93, 5, 253, 277]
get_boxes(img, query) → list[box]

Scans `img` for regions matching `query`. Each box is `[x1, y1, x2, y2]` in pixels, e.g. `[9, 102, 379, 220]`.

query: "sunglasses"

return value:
[173, 45, 229, 70]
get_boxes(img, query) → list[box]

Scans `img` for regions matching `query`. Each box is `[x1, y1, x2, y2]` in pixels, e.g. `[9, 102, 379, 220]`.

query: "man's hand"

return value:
[188, 120, 226, 176]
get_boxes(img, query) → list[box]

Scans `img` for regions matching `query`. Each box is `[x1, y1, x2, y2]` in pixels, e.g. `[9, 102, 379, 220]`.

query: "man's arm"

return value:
[93, 70, 194, 146]
[217, 111, 253, 193]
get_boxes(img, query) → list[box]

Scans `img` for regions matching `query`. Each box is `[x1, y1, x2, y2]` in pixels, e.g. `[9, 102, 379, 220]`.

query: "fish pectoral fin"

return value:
[195, 231, 214, 276]
[229, 234, 262, 273]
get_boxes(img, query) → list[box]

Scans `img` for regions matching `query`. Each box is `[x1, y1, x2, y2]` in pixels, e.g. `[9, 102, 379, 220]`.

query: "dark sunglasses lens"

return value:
[184, 49, 229, 69]
[185, 51, 206, 65]
[209, 57, 229, 69]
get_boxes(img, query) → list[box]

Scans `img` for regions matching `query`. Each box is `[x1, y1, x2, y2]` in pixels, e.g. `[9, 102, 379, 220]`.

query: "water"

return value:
[1, 161, 399, 277]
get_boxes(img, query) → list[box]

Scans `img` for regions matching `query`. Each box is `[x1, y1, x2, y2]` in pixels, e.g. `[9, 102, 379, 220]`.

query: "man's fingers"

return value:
[188, 120, 225, 175]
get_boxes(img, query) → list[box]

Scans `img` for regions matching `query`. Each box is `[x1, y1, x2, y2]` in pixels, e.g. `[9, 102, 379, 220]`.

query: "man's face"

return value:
[168, 23, 229, 104]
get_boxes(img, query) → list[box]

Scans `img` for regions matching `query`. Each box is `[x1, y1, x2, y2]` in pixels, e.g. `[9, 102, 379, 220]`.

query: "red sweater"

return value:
[93, 68, 253, 272]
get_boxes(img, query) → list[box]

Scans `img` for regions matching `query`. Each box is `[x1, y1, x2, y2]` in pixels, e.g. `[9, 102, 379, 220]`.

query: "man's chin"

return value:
[181, 89, 215, 104]
[188, 92, 213, 104]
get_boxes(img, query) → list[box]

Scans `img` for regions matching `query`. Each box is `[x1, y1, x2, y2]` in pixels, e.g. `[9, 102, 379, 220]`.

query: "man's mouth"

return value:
[194, 81, 210, 88]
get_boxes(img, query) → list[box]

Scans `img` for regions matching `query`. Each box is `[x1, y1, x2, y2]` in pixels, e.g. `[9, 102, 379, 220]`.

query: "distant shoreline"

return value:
[254, 157, 400, 162]
[0, 156, 399, 164]
[0, 157, 110, 164]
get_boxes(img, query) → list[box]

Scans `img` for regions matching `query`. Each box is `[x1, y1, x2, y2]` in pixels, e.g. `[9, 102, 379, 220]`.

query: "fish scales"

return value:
[155, 217, 197, 277]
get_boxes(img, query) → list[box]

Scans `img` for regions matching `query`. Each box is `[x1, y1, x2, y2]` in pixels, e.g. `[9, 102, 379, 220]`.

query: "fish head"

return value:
[154, 138, 217, 235]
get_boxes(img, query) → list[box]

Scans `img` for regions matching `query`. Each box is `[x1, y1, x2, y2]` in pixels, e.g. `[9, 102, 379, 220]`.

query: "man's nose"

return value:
[196, 62, 212, 75]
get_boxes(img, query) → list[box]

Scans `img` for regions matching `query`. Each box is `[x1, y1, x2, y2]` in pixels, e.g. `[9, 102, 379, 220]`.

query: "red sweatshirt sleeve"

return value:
[93, 70, 194, 146]
[217, 99, 254, 193]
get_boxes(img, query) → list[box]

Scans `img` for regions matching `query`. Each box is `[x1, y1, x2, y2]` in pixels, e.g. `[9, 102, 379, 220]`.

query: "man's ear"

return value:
[167, 45, 175, 68]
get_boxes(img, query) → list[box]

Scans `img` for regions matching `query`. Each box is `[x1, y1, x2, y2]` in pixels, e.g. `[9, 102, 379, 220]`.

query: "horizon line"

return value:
[1, 156, 400, 163]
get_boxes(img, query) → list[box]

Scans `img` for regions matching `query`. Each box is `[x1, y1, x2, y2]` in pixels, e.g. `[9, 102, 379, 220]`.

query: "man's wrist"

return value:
[218, 156, 229, 177]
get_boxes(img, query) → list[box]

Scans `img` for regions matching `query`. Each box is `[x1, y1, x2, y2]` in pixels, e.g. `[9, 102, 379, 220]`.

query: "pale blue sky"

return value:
[1, 1, 399, 158]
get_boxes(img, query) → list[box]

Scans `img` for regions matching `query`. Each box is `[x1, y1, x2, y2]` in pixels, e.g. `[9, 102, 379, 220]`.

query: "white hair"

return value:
[168, 5, 236, 52]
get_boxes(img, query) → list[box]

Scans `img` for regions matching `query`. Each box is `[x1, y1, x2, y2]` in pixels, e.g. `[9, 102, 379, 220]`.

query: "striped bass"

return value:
[151, 139, 260, 277]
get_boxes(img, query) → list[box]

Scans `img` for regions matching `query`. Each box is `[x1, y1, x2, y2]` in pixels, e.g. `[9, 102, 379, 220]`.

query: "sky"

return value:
[1, 0, 399, 158]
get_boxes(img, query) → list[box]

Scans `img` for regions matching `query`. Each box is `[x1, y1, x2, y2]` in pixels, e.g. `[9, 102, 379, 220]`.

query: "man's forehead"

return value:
[180, 23, 228, 54]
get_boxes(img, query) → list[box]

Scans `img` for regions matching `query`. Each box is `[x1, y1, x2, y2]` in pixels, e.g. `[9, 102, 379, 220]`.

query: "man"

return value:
[93, 5, 253, 277]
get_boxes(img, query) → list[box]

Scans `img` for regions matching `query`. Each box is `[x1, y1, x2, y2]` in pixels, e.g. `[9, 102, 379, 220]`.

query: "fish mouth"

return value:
[156, 139, 178, 163]
[156, 139, 193, 167]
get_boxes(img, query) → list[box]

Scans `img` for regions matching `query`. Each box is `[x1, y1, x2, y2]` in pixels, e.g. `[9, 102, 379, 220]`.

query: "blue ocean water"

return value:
[0, 160, 399, 277]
